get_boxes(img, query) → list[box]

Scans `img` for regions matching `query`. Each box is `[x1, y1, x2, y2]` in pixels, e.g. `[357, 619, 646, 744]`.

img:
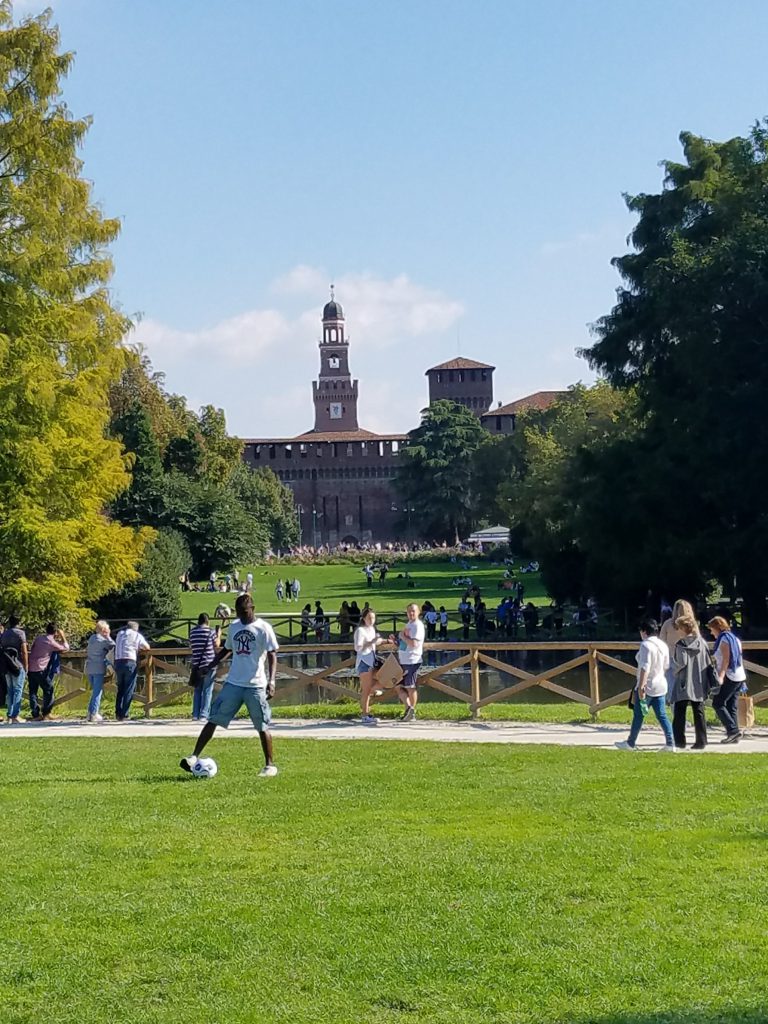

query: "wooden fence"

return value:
[47, 640, 768, 720]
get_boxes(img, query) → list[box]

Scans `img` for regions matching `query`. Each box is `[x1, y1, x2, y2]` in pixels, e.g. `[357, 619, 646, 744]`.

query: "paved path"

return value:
[0, 717, 766, 752]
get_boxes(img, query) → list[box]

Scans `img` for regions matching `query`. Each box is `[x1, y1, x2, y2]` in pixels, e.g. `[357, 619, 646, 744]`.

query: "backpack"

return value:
[0, 644, 23, 676]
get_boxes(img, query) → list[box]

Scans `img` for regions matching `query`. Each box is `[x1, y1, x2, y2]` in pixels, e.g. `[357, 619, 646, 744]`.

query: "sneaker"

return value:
[659, 745, 678, 753]
[614, 740, 637, 751]
[373, 689, 384, 698]
[179, 756, 196, 774]
[690, 743, 706, 751]
[86, 713, 104, 724]
[721, 732, 742, 744]
[259, 765, 279, 778]
[360, 714, 378, 725]
[401, 707, 415, 723]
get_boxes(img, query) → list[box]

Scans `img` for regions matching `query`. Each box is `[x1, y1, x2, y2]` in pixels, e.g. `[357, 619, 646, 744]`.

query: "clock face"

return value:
[330, 403, 343, 420]
[328, 356, 340, 369]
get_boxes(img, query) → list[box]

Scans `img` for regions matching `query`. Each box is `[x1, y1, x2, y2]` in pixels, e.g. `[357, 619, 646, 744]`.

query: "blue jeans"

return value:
[628, 693, 675, 747]
[114, 660, 138, 720]
[713, 678, 742, 736]
[28, 670, 54, 718]
[87, 673, 105, 716]
[5, 669, 25, 719]
[192, 666, 216, 720]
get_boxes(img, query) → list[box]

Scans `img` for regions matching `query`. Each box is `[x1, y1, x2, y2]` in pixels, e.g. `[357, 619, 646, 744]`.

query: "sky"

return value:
[19, 0, 768, 437]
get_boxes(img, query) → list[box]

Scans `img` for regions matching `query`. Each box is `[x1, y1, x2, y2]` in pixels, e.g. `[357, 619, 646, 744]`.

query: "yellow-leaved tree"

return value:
[0, 4, 151, 629]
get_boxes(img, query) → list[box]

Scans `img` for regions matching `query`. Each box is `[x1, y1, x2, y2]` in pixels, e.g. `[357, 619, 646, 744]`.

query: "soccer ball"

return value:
[191, 757, 218, 778]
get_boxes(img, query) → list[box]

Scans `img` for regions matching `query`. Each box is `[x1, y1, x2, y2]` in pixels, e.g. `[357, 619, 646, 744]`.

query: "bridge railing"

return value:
[47, 640, 768, 720]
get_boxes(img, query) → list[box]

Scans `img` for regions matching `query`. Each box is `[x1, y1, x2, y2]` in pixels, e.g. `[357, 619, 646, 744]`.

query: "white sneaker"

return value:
[373, 689, 384, 697]
[86, 713, 104, 724]
[614, 740, 637, 751]
[659, 745, 678, 753]
[259, 765, 279, 778]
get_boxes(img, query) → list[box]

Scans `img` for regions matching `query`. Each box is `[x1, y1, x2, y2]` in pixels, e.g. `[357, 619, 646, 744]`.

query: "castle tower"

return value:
[425, 357, 495, 415]
[312, 287, 359, 431]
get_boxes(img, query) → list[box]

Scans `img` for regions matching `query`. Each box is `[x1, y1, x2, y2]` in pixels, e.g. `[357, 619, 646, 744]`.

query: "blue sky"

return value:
[24, 0, 768, 436]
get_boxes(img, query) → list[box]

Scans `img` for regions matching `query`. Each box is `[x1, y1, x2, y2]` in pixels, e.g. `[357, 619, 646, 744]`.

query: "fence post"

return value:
[144, 654, 154, 718]
[588, 647, 600, 721]
[470, 647, 481, 719]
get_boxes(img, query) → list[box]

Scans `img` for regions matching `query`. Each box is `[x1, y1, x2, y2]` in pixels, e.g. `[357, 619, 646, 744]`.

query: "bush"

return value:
[97, 529, 190, 628]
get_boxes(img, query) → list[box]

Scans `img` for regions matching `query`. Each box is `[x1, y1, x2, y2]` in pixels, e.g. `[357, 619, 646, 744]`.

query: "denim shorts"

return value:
[399, 663, 421, 688]
[208, 683, 272, 732]
[356, 654, 375, 674]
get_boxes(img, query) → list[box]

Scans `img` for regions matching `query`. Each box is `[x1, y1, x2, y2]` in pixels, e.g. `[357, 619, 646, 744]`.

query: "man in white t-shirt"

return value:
[180, 593, 280, 777]
[389, 603, 425, 723]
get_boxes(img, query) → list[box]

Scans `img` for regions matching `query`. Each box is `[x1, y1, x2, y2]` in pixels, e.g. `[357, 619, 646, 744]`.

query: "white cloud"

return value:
[131, 265, 464, 438]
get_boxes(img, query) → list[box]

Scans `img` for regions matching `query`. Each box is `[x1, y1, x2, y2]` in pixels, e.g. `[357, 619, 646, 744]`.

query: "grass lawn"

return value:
[2, 739, 768, 1023]
[179, 560, 548, 620]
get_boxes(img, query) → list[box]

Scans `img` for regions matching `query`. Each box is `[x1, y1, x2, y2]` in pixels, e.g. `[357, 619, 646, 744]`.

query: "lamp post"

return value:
[295, 504, 304, 546]
[312, 505, 323, 549]
[391, 503, 417, 543]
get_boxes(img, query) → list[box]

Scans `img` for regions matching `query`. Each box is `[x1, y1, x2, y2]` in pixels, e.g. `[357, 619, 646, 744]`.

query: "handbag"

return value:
[703, 646, 719, 696]
[188, 664, 204, 687]
[373, 655, 385, 671]
[737, 692, 755, 731]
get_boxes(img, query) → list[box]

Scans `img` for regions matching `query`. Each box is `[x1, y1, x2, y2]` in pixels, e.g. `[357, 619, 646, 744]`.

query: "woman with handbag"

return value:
[615, 619, 676, 751]
[670, 614, 709, 749]
[707, 616, 747, 744]
[189, 613, 220, 722]
[354, 607, 384, 725]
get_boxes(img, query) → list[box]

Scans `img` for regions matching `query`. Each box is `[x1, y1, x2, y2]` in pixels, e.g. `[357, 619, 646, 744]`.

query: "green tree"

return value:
[582, 122, 768, 622]
[98, 529, 190, 627]
[0, 6, 148, 627]
[397, 400, 489, 541]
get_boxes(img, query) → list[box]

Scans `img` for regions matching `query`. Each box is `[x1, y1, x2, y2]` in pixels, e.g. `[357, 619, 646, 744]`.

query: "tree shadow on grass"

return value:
[570, 1009, 768, 1024]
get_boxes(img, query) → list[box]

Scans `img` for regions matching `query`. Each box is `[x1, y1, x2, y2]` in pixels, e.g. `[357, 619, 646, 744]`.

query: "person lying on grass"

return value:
[180, 592, 279, 778]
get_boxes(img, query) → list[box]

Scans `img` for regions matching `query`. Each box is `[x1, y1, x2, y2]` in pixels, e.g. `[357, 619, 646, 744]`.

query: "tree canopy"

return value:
[397, 400, 490, 541]
[581, 123, 768, 622]
[0, 6, 148, 629]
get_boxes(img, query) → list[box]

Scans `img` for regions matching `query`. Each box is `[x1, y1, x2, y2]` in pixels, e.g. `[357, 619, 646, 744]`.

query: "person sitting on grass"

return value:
[389, 602, 425, 723]
[615, 619, 676, 752]
[354, 607, 384, 725]
[180, 593, 279, 778]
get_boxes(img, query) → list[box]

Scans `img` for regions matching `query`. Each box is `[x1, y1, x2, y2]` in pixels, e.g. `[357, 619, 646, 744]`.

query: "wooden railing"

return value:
[48, 640, 768, 720]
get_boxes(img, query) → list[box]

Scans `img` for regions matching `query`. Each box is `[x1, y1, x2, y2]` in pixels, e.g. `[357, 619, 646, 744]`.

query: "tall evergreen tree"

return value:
[0, 5, 148, 626]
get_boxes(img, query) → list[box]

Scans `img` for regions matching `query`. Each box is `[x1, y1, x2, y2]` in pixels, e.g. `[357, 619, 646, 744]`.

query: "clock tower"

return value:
[312, 287, 359, 432]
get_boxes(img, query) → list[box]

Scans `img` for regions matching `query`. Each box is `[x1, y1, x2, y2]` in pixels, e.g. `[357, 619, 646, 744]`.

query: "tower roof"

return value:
[425, 356, 495, 374]
[322, 284, 344, 321]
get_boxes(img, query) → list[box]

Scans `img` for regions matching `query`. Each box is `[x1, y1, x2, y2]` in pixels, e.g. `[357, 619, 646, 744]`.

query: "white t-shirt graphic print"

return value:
[398, 619, 425, 666]
[225, 619, 279, 688]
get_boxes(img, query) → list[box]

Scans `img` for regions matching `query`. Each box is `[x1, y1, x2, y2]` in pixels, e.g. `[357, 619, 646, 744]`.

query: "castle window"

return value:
[496, 416, 502, 431]
[391, 440, 399, 453]
[269, 445, 276, 460]
[252, 446, 261, 461]
[333, 443, 338, 457]
[481, 369, 488, 381]
[436, 372, 442, 383]
[299, 444, 307, 457]
[470, 370, 476, 381]
[458, 370, 465, 382]
[316, 445, 322, 457]
[449, 370, 454, 382]
[284, 445, 292, 459]
[346, 444, 353, 457]
[361, 442, 367, 455]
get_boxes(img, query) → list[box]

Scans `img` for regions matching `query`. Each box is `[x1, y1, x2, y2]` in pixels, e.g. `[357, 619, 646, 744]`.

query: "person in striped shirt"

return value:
[189, 613, 220, 721]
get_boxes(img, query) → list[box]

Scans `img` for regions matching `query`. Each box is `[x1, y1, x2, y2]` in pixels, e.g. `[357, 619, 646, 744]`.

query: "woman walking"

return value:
[354, 608, 384, 725]
[616, 619, 676, 751]
[669, 614, 709, 749]
[707, 615, 747, 744]
[85, 620, 115, 723]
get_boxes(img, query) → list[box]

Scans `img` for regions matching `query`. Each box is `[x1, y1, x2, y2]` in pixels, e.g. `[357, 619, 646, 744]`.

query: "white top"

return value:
[636, 636, 669, 696]
[225, 618, 279, 689]
[398, 619, 425, 666]
[714, 640, 747, 682]
[354, 624, 378, 658]
[114, 628, 150, 662]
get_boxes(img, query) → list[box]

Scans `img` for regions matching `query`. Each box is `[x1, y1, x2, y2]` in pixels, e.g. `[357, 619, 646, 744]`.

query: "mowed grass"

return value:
[2, 739, 768, 1024]
[179, 561, 548, 619]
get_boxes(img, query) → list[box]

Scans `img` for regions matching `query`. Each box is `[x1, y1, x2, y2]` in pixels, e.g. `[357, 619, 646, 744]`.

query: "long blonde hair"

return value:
[671, 599, 698, 633]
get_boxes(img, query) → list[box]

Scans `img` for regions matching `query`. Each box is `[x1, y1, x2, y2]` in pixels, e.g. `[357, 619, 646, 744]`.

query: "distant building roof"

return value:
[242, 428, 407, 445]
[482, 391, 566, 417]
[425, 356, 495, 374]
